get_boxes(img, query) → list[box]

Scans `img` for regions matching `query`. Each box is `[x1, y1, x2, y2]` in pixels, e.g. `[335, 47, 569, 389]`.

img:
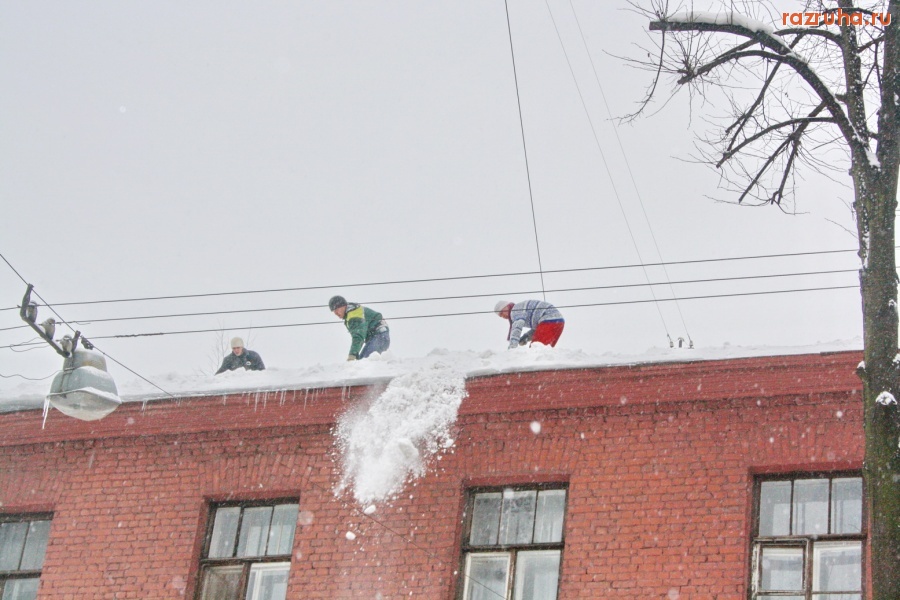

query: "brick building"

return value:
[0, 350, 865, 599]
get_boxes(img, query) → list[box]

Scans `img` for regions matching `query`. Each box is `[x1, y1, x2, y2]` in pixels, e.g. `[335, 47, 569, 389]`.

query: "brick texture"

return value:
[0, 351, 864, 598]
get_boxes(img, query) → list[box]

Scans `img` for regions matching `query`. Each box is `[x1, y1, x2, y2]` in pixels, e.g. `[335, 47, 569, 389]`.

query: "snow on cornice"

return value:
[0, 340, 863, 413]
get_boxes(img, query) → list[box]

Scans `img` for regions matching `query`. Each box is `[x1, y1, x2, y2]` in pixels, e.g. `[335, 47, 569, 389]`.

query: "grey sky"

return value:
[0, 1, 862, 390]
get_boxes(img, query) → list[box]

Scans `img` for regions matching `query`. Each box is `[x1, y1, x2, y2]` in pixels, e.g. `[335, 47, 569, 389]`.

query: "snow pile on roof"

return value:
[0, 340, 862, 414]
[333, 362, 466, 505]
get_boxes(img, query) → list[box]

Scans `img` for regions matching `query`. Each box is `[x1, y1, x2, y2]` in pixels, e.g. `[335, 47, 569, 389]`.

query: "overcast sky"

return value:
[0, 1, 866, 394]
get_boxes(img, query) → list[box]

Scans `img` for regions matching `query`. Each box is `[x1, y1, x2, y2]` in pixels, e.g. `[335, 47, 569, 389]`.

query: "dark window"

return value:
[751, 474, 864, 600]
[197, 502, 299, 600]
[459, 486, 566, 600]
[0, 514, 52, 600]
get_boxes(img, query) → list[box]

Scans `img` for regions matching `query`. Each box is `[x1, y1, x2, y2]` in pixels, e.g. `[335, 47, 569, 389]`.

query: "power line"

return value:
[0, 247, 863, 313]
[567, 0, 695, 344]
[0, 283, 860, 350]
[544, 0, 676, 344]
[504, 0, 547, 301]
[0, 370, 58, 381]
[0, 250, 178, 400]
[0, 267, 860, 333]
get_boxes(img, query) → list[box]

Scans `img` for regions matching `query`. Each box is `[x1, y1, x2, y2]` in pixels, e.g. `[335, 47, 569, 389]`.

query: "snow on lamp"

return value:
[46, 348, 122, 421]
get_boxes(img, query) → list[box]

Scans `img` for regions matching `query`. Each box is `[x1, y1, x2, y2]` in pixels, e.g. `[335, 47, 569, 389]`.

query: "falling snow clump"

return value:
[875, 391, 897, 406]
[334, 364, 467, 505]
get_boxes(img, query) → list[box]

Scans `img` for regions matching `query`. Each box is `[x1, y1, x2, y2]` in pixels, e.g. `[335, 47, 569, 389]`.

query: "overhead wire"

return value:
[542, 0, 675, 345]
[0, 247, 864, 313]
[0, 266, 862, 333]
[0, 370, 58, 381]
[0, 283, 860, 350]
[0, 250, 178, 400]
[567, 0, 695, 345]
[503, 0, 548, 301]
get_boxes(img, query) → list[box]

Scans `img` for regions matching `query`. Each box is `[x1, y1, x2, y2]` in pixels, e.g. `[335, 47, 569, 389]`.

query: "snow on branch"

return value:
[666, 10, 776, 35]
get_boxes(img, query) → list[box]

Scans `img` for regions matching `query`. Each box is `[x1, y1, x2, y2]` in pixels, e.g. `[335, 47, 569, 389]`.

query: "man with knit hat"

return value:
[494, 299, 565, 349]
[215, 337, 266, 374]
[329, 295, 390, 361]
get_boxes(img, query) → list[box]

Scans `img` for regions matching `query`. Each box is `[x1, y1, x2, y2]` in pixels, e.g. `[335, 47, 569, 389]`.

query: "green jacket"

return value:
[343, 303, 384, 358]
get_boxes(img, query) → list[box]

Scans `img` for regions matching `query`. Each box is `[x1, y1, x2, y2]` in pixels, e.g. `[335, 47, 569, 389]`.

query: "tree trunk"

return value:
[857, 171, 900, 599]
[850, 3, 900, 595]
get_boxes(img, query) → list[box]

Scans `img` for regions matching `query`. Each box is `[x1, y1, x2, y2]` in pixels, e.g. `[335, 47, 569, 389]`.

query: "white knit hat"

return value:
[494, 300, 512, 315]
[230, 337, 244, 348]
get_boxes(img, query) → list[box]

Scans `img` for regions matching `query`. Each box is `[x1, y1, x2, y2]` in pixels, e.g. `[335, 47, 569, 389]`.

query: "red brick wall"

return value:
[0, 352, 864, 599]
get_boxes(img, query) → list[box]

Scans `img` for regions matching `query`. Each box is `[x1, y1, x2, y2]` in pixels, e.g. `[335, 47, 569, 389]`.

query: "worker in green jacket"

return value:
[328, 295, 390, 361]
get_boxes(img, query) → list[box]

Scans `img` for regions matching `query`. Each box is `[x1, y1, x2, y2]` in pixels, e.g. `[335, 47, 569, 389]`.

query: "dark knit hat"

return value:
[329, 295, 348, 311]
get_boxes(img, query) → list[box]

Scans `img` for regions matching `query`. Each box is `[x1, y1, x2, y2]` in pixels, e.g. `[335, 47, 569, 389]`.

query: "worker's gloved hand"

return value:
[519, 330, 534, 346]
[347, 355, 357, 362]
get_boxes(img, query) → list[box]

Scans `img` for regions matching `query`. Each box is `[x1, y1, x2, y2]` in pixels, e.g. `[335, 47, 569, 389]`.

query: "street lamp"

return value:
[19, 284, 122, 421]
[46, 348, 122, 421]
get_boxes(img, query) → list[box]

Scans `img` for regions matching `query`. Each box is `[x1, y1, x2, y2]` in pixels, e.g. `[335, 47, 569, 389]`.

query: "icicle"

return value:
[41, 397, 51, 429]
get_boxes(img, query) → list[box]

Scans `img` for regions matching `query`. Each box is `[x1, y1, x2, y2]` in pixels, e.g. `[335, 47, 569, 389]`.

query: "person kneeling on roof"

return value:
[215, 337, 265, 374]
[494, 299, 565, 349]
[329, 295, 390, 361]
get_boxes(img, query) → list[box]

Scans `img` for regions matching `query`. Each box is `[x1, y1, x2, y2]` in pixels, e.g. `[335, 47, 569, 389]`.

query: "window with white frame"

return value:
[197, 501, 299, 600]
[0, 514, 52, 600]
[751, 474, 864, 600]
[459, 486, 566, 600]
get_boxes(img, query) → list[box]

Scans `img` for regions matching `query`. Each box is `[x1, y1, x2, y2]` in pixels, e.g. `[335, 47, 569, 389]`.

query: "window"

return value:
[459, 486, 567, 600]
[197, 502, 299, 600]
[0, 514, 52, 600]
[751, 474, 864, 600]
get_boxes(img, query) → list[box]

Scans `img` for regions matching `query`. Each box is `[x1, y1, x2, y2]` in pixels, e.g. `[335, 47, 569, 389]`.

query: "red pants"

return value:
[531, 320, 564, 347]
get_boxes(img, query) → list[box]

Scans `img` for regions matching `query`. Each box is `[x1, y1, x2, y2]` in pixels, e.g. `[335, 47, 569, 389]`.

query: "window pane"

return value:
[470, 493, 502, 546]
[1, 578, 40, 600]
[267, 504, 299, 556]
[534, 490, 566, 544]
[208, 507, 241, 559]
[463, 553, 509, 600]
[0, 522, 28, 570]
[794, 479, 829, 535]
[813, 542, 861, 592]
[499, 490, 536, 545]
[814, 595, 861, 600]
[831, 479, 862, 534]
[200, 565, 243, 600]
[757, 596, 803, 600]
[514, 550, 560, 600]
[760, 547, 804, 591]
[20, 521, 51, 570]
[245, 562, 290, 600]
[759, 481, 791, 536]
[238, 507, 273, 558]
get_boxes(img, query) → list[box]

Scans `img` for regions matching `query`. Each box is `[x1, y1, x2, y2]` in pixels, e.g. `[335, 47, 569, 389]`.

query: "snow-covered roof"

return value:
[0, 340, 862, 414]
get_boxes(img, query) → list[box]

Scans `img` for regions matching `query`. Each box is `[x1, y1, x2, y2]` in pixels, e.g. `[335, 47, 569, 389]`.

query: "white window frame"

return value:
[749, 473, 865, 600]
[196, 501, 298, 600]
[458, 485, 567, 600]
